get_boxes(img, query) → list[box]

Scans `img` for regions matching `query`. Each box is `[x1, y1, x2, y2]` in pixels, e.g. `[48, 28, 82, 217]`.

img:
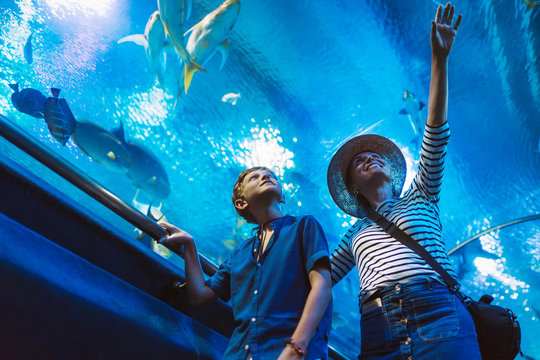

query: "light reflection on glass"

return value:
[233, 121, 295, 177]
[44, 0, 115, 19]
[473, 257, 527, 289]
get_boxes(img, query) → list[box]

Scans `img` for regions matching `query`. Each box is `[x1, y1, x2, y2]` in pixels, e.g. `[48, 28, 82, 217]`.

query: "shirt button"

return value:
[253, 249, 256, 252]
[407, 357, 413, 360]
[403, 337, 411, 345]
[254, 290, 258, 295]
[244, 345, 249, 350]
[401, 317, 408, 324]
[251, 317, 256, 322]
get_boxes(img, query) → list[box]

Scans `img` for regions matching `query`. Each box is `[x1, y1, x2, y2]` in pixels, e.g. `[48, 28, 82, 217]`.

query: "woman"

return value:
[327, 3, 480, 359]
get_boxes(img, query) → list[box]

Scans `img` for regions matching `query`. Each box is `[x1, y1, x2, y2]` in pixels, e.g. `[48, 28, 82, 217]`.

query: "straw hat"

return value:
[327, 134, 406, 218]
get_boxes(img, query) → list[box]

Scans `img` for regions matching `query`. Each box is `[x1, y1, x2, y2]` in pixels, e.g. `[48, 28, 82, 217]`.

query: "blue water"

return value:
[1, 0, 539, 358]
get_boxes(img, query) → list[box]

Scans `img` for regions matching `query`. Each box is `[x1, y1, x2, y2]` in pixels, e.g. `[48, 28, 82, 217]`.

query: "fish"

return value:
[71, 120, 131, 173]
[331, 312, 348, 330]
[524, 1, 538, 11]
[112, 121, 171, 200]
[24, 32, 33, 64]
[158, 0, 206, 93]
[399, 90, 426, 147]
[185, 0, 241, 71]
[8, 83, 46, 118]
[449, 241, 500, 280]
[222, 92, 241, 105]
[118, 11, 171, 87]
[134, 199, 167, 247]
[44, 88, 77, 145]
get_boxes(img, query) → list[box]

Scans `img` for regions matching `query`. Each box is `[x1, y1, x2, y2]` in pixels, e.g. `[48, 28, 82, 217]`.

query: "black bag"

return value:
[466, 294, 521, 360]
[367, 211, 522, 359]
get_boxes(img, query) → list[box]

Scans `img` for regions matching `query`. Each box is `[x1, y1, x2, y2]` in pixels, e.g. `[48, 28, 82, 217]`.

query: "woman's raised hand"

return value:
[431, 2, 462, 59]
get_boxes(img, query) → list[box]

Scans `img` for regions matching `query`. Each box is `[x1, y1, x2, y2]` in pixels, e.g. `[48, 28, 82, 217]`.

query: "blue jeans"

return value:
[359, 278, 481, 360]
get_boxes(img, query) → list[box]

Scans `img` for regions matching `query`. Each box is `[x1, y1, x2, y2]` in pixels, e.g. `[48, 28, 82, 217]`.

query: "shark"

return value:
[118, 11, 170, 87]
[185, 0, 241, 72]
[158, 0, 205, 93]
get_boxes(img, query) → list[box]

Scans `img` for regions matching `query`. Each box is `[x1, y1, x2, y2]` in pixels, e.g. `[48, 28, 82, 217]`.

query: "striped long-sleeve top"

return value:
[330, 122, 458, 304]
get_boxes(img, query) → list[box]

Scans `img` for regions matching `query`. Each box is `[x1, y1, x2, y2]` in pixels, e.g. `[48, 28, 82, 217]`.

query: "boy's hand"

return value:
[431, 2, 462, 59]
[158, 222, 194, 253]
[277, 345, 302, 360]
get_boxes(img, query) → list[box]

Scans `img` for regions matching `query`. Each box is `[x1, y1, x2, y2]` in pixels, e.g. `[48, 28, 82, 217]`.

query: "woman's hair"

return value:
[232, 166, 276, 223]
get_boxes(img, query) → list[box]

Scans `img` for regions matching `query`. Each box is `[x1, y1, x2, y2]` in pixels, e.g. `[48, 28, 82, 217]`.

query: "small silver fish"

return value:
[44, 88, 77, 146]
[221, 92, 241, 105]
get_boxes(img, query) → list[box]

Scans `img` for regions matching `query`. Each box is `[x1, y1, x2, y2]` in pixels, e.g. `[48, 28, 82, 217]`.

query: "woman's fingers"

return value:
[435, 5, 442, 23]
[453, 14, 462, 31]
[447, 6, 454, 25]
[442, 3, 450, 24]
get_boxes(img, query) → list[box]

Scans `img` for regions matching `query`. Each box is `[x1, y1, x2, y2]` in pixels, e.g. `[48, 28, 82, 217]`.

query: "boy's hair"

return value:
[232, 166, 276, 223]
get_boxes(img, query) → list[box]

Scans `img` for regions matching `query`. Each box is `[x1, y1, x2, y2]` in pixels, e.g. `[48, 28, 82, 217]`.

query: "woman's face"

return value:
[348, 152, 392, 192]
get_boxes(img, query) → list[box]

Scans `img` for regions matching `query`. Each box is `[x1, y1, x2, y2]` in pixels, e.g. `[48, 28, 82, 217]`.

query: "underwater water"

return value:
[0, 0, 539, 358]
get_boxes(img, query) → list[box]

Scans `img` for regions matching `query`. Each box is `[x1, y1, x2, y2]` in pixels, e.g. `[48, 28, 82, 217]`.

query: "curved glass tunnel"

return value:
[0, 0, 539, 358]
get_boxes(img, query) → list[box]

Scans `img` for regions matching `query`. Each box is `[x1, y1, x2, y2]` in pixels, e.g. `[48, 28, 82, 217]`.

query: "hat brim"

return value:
[327, 134, 406, 218]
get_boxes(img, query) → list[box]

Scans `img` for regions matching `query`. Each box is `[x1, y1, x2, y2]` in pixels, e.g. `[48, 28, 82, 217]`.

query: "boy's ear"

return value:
[234, 198, 248, 210]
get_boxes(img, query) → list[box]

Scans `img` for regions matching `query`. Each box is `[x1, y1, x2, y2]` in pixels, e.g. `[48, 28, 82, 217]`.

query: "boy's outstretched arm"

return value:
[278, 261, 332, 360]
[159, 222, 218, 305]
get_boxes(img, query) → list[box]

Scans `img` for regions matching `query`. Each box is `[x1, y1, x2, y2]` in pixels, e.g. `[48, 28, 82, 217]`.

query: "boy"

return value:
[159, 166, 332, 360]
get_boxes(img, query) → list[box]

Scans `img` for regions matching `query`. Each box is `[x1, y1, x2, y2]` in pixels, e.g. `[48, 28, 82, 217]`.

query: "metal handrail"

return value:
[0, 114, 350, 360]
[448, 214, 540, 256]
[0, 114, 217, 275]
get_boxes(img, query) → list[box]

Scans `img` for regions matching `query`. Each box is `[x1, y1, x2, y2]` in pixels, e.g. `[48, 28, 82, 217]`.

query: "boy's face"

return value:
[239, 169, 282, 205]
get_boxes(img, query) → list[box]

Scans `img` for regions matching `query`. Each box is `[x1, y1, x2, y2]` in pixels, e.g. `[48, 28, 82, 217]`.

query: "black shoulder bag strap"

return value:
[366, 210, 461, 293]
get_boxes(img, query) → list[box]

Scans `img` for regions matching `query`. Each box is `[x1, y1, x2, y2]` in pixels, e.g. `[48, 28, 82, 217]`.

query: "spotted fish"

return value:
[44, 88, 76, 145]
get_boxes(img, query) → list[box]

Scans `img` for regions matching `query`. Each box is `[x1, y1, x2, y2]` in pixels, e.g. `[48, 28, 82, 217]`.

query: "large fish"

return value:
[112, 122, 171, 200]
[185, 0, 240, 71]
[118, 11, 170, 87]
[9, 83, 46, 118]
[158, 0, 205, 93]
[399, 90, 426, 137]
[44, 88, 77, 145]
[71, 120, 131, 173]
[24, 32, 33, 64]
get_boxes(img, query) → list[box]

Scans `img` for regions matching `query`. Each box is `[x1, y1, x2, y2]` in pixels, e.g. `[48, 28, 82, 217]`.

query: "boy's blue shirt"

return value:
[206, 214, 332, 360]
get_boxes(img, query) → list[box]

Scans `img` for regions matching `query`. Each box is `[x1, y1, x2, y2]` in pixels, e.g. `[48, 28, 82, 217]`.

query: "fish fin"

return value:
[111, 121, 126, 143]
[399, 108, 408, 115]
[217, 39, 229, 71]
[183, 23, 200, 37]
[419, 101, 426, 110]
[183, 61, 206, 93]
[185, 0, 192, 20]
[222, 239, 237, 250]
[9, 83, 19, 91]
[117, 34, 147, 47]
[107, 151, 116, 161]
[50, 88, 61, 98]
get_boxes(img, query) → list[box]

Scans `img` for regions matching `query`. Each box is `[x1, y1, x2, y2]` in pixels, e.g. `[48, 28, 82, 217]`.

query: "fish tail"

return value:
[9, 83, 19, 91]
[51, 88, 61, 98]
[183, 61, 206, 93]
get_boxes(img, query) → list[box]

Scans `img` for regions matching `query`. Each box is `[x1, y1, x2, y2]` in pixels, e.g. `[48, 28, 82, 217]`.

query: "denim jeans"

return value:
[359, 278, 481, 360]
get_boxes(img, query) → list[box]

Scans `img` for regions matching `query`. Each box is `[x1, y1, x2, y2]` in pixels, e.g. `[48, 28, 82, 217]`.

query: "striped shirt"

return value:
[330, 122, 457, 304]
